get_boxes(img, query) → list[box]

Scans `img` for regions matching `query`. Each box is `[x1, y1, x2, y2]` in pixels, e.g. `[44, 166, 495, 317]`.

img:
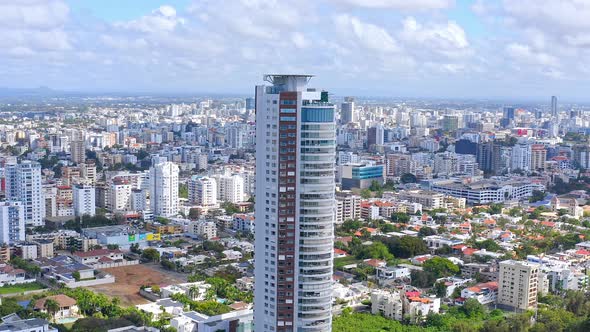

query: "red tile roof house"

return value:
[363, 259, 387, 268]
[34, 294, 79, 322]
[411, 254, 433, 265]
[72, 249, 124, 265]
[335, 236, 353, 245]
[334, 248, 348, 258]
[483, 219, 496, 228]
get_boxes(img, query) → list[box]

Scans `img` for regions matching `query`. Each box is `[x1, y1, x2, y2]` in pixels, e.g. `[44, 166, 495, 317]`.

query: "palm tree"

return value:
[44, 299, 60, 320]
[188, 285, 200, 300]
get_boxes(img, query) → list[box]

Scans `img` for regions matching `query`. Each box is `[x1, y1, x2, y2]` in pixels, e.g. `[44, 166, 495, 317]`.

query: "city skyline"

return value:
[4, 0, 590, 100]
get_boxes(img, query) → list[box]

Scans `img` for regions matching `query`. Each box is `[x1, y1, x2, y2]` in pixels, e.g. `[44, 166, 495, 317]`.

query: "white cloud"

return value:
[0, 0, 69, 29]
[400, 17, 469, 58]
[503, 0, 590, 31]
[334, 14, 399, 53]
[4, 0, 589, 97]
[6, 46, 35, 57]
[291, 32, 310, 49]
[0, 0, 71, 56]
[115, 5, 185, 33]
[565, 34, 590, 48]
[333, 0, 453, 10]
[505, 43, 559, 67]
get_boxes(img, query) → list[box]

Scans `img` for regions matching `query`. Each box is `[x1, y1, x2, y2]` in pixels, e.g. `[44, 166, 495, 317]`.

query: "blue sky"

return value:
[3, 0, 590, 100]
[67, 0, 192, 21]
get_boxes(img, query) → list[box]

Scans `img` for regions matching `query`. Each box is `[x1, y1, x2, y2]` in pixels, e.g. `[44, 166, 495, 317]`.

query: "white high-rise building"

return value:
[511, 142, 531, 172]
[215, 174, 244, 203]
[197, 153, 208, 171]
[108, 179, 132, 212]
[255, 75, 336, 332]
[73, 184, 96, 217]
[0, 201, 25, 245]
[5, 161, 45, 227]
[149, 161, 179, 218]
[189, 176, 218, 207]
[375, 123, 385, 146]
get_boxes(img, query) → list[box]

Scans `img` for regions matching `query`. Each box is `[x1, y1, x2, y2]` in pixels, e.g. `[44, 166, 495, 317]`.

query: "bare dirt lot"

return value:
[89, 264, 186, 306]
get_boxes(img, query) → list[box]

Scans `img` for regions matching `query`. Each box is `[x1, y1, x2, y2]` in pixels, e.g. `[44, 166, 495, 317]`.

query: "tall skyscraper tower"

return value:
[254, 75, 336, 332]
[5, 161, 44, 227]
[70, 140, 85, 165]
[340, 97, 355, 124]
[503, 106, 515, 120]
[149, 160, 179, 218]
[551, 95, 557, 117]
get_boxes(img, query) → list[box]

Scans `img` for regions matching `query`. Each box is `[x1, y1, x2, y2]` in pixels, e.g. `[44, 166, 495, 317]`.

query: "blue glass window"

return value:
[301, 107, 334, 122]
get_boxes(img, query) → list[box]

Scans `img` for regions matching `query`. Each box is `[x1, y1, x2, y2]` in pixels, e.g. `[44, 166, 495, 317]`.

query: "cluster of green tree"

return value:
[487, 203, 504, 215]
[221, 201, 241, 215]
[355, 241, 394, 261]
[563, 132, 589, 143]
[212, 265, 242, 283]
[391, 212, 411, 223]
[179, 183, 188, 199]
[63, 214, 121, 232]
[360, 180, 397, 199]
[66, 315, 172, 332]
[373, 235, 429, 258]
[334, 236, 429, 281]
[410, 257, 459, 288]
[529, 190, 546, 203]
[333, 311, 435, 332]
[205, 277, 253, 303]
[423, 257, 460, 278]
[474, 239, 503, 252]
[141, 248, 160, 262]
[160, 259, 176, 271]
[335, 290, 590, 332]
[199, 240, 226, 254]
[10, 256, 41, 275]
[31, 288, 175, 332]
[401, 173, 418, 184]
[106, 163, 146, 172]
[551, 177, 589, 195]
[338, 219, 363, 235]
[169, 292, 232, 316]
[38, 153, 60, 170]
[513, 232, 581, 259]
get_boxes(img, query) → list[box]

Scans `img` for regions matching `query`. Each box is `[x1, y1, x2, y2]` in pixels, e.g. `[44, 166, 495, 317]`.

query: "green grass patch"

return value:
[334, 256, 361, 269]
[0, 282, 45, 294]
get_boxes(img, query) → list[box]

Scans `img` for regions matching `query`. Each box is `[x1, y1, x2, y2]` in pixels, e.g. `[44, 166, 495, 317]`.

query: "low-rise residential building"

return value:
[171, 310, 253, 332]
[498, 260, 540, 311]
[72, 249, 124, 265]
[424, 235, 464, 250]
[0, 314, 57, 332]
[190, 221, 217, 240]
[34, 295, 79, 321]
[232, 214, 254, 233]
[375, 266, 411, 286]
[460, 281, 499, 305]
[136, 298, 185, 321]
[0, 264, 30, 286]
[371, 290, 403, 321]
